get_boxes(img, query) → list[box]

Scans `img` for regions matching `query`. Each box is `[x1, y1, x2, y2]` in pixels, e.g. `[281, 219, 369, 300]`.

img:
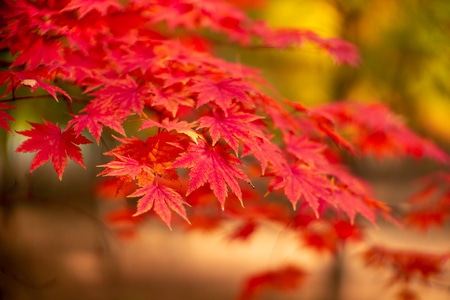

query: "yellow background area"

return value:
[240, 0, 450, 146]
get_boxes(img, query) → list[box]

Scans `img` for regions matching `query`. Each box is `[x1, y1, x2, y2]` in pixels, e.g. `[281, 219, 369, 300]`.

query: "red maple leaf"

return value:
[11, 35, 64, 70]
[403, 172, 450, 230]
[312, 101, 450, 162]
[363, 246, 450, 284]
[291, 213, 363, 252]
[99, 154, 154, 179]
[285, 135, 327, 167]
[148, 83, 195, 117]
[251, 23, 360, 66]
[197, 107, 267, 154]
[69, 99, 127, 143]
[62, 0, 123, 18]
[242, 136, 286, 175]
[91, 76, 148, 115]
[9, 70, 71, 102]
[172, 140, 252, 209]
[99, 132, 187, 187]
[269, 163, 331, 214]
[0, 103, 15, 132]
[128, 181, 190, 229]
[15, 120, 92, 180]
[189, 78, 251, 112]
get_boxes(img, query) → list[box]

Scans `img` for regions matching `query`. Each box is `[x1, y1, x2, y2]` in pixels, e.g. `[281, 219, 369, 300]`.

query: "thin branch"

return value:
[0, 95, 90, 103]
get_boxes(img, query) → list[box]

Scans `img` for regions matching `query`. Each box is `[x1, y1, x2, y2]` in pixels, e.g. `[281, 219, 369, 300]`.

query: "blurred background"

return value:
[1, 0, 450, 299]
[235, 0, 450, 146]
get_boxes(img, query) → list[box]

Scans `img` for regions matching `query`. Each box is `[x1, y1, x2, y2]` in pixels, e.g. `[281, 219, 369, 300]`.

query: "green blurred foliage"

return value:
[233, 0, 450, 145]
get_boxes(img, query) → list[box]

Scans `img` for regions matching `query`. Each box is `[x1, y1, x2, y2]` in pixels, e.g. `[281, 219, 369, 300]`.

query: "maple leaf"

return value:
[68, 99, 127, 143]
[189, 78, 251, 113]
[363, 246, 450, 285]
[299, 220, 339, 252]
[291, 213, 363, 252]
[268, 163, 331, 214]
[331, 188, 377, 223]
[9, 70, 71, 102]
[62, 0, 123, 18]
[11, 35, 64, 70]
[403, 172, 450, 230]
[0, 103, 15, 132]
[312, 101, 450, 162]
[148, 83, 195, 117]
[239, 265, 305, 300]
[251, 23, 360, 66]
[15, 120, 92, 180]
[197, 108, 267, 154]
[99, 132, 188, 187]
[128, 182, 190, 229]
[172, 140, 252, 209]
[242, 136, 286, 175]
[404, 209, 447, 230]
[98, 154, 154, 179]
[92, 76, 147, 115]
[285, 135, 327, 167]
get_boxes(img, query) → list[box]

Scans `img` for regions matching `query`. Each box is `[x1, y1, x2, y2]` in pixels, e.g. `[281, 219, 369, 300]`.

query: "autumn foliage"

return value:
[0, 0, 449, 299]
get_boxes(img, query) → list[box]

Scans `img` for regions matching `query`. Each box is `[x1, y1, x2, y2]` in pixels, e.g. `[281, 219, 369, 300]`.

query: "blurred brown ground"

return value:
[1, 159, 449, 300]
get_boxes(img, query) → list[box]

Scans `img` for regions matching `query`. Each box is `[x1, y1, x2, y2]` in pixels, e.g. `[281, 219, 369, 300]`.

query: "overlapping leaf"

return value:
[172, 140, 252, 209]
[197, 108, 267, 153]
[69, 99, 127, 143]
[0, 103, 15, 132]
[268, 163, 331, 214]
[100, 132, 186, 186]
[189, 78, 252, 112]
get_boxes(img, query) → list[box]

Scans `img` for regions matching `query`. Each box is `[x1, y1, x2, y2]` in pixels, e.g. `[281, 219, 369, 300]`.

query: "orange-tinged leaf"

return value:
[15, 120, 92, 180]
[100, 132, 186, 185]
[128, 181, 190, 228]
[140, 117, 202, 145]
